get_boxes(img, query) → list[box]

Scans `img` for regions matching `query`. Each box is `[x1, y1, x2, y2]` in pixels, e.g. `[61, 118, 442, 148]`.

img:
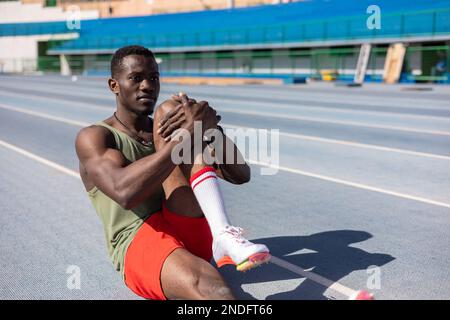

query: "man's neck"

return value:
[115, 108, 150, 133]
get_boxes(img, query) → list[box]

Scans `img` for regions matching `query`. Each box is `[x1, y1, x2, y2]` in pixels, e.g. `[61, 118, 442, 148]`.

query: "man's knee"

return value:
[161, 250, 234, 300]
[153, 99, 180, 150]
[185, 265, 234, 300]
[154, 99, 178, 124]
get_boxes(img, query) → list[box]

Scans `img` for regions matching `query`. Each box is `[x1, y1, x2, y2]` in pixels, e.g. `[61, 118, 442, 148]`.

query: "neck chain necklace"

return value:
[113, 112, 152, 147]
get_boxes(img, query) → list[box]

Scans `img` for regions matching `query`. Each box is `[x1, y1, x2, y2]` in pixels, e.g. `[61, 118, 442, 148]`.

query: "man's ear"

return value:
[108, 78, 120, 95]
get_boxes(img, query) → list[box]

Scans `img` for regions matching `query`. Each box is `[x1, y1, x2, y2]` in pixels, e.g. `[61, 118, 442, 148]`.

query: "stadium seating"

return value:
[1, 0, 449, 54]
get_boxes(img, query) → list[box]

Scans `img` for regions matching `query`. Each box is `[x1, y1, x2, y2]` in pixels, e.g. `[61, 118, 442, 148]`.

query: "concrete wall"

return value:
[0, 1, 98, 23]
[0, 34, 78, 73]
[0, 1, 97, 73]
[0, 36, 41, 72]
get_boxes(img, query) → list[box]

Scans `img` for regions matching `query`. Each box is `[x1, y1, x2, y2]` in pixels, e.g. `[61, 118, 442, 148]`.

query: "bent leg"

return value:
[161, 248, 235, 300]
[153, 100, 205, 218]
[153, 99, 270, 272]
[153, 99, 229, 227]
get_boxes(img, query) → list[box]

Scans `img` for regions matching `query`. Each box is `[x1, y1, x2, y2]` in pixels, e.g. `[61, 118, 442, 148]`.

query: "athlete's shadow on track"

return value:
[217, 230, 395, 300]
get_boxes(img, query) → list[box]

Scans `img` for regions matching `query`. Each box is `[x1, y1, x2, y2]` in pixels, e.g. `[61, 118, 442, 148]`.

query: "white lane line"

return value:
[1, 82, 446, 120]
[168, 86, 450, 110]
[160, 87, 450, 111]
[269, 256, 357, 298]
[3, 77, 450, 111]
[0, 104, 90, 127]
[247, 160, 450, 209]
[0, 139, 80, 179]
[3, 103, 449, 161]
[2, 86, 450, 136]
[0, 90, 112, 112]
[2, 103, 450, 209]
[2, 84, 449, 120]
[219, 108, 450, 136]
[203, 96, 450, 122]
[221, 123, 450, 161]
[0, 139, 358, 299]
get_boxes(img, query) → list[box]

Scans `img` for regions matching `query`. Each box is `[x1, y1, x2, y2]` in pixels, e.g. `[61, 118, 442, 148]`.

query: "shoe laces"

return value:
[222, 226, 247, 244]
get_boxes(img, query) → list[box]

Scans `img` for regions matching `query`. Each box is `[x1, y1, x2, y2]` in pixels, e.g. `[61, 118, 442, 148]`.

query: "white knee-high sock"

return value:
[190, 166, 231, 238]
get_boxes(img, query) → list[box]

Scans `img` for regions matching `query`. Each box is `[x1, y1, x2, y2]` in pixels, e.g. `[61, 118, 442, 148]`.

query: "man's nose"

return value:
[139, 78, 153, 91]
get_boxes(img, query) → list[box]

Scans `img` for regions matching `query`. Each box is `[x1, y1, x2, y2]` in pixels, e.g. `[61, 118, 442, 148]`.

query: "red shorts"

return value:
[124, 204, 213, 300]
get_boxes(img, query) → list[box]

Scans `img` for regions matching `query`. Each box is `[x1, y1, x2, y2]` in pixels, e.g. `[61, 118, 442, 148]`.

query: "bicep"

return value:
[84, 149, 126, 184]
[76, 128, 127, 199]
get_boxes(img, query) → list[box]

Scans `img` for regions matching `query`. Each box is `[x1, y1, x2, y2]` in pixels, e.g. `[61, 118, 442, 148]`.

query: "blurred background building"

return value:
[0, 0, 449, 84]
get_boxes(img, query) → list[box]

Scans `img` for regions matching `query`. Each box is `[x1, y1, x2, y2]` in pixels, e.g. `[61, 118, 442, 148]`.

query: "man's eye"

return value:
[130, 75, 142, 82]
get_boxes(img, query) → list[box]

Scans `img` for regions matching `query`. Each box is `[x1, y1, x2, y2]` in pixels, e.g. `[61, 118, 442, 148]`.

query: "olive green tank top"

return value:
[87, 121, 164, 279]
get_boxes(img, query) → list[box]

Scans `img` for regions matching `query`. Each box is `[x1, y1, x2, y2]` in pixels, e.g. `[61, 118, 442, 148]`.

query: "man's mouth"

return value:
[137, 95, 155, 102]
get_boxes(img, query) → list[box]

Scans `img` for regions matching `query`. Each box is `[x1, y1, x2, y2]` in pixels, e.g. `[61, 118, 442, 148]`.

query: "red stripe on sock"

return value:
[189, 166, 216, 184]
[192, 175, 216, 190]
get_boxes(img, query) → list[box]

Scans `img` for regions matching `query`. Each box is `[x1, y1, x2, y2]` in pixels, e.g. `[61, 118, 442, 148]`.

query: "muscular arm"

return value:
[75, 126, 179, 210]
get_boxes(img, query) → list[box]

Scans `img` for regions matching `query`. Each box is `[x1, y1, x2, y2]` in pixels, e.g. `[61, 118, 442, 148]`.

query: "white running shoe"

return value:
[212, 226, 271, 272]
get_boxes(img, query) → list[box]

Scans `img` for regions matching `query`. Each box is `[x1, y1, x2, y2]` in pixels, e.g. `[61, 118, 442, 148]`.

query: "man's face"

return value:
[111, 54, 160, 115]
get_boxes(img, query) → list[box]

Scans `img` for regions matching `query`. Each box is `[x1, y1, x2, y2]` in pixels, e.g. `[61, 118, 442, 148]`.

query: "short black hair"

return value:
[110, 45, 155, 78]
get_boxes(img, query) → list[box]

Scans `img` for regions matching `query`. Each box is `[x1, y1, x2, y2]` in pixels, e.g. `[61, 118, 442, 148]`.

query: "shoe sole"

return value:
[217, 252, 271, 272]
[348, 290, 375, 300]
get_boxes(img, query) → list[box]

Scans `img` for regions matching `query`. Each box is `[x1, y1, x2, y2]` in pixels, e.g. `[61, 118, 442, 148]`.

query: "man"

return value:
[75, 45, 270, 300]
